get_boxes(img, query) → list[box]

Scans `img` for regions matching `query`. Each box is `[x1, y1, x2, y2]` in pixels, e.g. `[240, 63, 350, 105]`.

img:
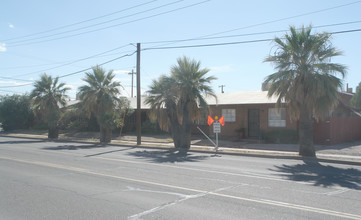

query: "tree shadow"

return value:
[84, 147, 136, 157]
[42, 143, 106, 150]
[315, 140, 361, 151]
[271, 159, 361, 190]
[127, 149, 209, 163]
[0, 140, 46, 144]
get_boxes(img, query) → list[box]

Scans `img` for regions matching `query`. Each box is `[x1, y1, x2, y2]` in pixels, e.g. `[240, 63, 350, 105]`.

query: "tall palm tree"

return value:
[77, 66, 122, 143]
[30, 73, 70, 138]
[146, 56, 217, 149]
[264, 26, 347, 157]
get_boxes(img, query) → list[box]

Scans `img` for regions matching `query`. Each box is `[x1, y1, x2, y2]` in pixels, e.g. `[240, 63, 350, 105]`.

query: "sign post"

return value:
[204, 115, 225, 153]
[213, 121, 221, 152]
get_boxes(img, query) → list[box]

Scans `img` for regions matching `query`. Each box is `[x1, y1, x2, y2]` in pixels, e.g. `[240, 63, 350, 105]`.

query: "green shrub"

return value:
[264, 129, 298, 144]
[141, 120, 163, 134]
[0, 94, 34, 131]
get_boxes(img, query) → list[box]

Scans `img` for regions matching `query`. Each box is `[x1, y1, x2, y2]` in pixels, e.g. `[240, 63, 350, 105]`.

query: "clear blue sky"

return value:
[1, 0, 361, 99]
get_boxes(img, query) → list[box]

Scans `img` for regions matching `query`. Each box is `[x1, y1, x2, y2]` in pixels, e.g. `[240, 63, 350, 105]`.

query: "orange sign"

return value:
[207, 115, 225, 126]
[207, 115, 214, 126]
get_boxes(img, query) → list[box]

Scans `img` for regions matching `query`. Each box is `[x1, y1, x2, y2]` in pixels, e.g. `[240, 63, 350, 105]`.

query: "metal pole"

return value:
[197, 126, 217, 147]
[216, 132, 219, 152]
[136, 43, 141, 145]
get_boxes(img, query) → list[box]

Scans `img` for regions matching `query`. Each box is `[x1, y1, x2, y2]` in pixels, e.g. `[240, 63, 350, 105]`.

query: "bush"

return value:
[141, 120, 163, 134]
[0, 94, 34, 131]
[59, 107, 99, 132]
[264, 129, 298, 144]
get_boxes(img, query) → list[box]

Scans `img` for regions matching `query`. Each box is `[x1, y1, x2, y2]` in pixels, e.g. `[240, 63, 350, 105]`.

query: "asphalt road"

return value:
[1, 136, 361, 220]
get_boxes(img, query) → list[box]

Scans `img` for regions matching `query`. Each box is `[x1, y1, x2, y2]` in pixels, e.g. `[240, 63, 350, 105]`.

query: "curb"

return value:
[1, 133, 361, 166]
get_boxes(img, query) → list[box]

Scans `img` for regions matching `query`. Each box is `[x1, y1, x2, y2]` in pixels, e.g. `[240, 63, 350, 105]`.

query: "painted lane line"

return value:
[1, 156, 361, 220]
[0, 144, 354, 191]
[1, 145, 357, 194]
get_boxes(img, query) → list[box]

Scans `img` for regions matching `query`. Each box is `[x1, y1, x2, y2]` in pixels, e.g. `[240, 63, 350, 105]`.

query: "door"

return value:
[248, 109, 260, 138]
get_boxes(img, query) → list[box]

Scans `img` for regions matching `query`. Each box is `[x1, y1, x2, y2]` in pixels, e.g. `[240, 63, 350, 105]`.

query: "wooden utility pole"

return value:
[128, 69, 134, 97]
[219, 85, 225, 93]
[136, 43, 141, 145]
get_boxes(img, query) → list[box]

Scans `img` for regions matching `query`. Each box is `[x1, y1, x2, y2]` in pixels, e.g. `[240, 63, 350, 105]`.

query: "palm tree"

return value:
[264, 26, 347, 157]
[77, 66, 122, 143]
[30, 73, 70, 138]
[146, 56, 217, 149]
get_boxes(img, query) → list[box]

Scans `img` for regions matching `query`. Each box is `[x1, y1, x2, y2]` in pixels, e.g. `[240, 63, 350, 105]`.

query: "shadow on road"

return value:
[127, 149, 209, 163]
[84, 147, 136, 157]
[42, 143, 106, 151]
[0, 140, 45, 144]
[271, 159, 361, 189]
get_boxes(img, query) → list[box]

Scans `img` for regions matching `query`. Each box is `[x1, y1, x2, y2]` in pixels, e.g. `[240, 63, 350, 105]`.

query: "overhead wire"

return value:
[8, 44, 132, 78]
[3, 19, 359, 82]
[6, 0, 210, 47]
[0, 50, 137, 88]
[6, 0, 185, 45]
[193, 0, 361, 39]
[140, 1, 361, 48]
[142, 28, 361, 51]
[1, 27, 360, 89]
[140, 20, 361, 45]
[1, 1, 360, 91]
[0, 0, 158, 42]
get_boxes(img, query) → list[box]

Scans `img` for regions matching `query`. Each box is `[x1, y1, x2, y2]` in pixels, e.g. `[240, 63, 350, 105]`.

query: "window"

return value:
[222, 109, 236, 122]
[268, 108, 286, 127]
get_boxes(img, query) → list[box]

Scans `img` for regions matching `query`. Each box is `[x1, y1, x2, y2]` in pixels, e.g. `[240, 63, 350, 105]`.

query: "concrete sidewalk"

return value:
[117, 135, 361, 165]
[1, 132, 361, 165]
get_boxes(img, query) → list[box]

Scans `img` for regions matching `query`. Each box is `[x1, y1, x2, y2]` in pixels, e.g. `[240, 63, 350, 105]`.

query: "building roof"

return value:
[128, 91, 280, 110]
[205, 91, 280, 105]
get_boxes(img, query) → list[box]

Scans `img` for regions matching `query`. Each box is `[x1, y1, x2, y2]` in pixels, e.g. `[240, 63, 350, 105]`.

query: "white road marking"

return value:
[1, 142, 357, 190]
[326, 188, 351, 196]
[1, 156, 361, 220]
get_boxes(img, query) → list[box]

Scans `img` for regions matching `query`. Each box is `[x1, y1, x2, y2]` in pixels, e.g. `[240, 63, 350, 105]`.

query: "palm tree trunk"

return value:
[171, 123, 182, 148]
[48, 126, 59, 139]
[100, 126, 112, 143]
[180, 103, 191, 149]
[298, 108, 316, 157]
[166, 105, 183, 149]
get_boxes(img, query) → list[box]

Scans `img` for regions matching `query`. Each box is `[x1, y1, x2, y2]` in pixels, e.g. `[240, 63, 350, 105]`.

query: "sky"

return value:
[1, 0, 361, 99]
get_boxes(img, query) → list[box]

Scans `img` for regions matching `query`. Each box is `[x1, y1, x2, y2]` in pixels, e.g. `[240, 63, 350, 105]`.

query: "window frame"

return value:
[222, 109, 236, 122]
[268, 108, 286, 127]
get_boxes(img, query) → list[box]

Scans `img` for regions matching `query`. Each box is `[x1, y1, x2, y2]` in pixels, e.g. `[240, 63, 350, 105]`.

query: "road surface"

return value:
[1, 136, 361, 219]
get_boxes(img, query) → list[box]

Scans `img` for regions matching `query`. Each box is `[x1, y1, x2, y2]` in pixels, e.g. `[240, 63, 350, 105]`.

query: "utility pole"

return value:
[136, 43, 141, 145]
[219, 85, 225, 93]
[128, 69, 134, 97]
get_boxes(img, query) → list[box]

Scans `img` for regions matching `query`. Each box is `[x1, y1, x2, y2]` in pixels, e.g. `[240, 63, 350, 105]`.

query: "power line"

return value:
[3, 20, 359, 81]
[9, 44, 132, 78]
[195, 0, 361, 39]
[58, 51, 137, 78]
[330, 28, 361, 35]
[0, 77, 33, 82]
[0, 83, 33, 88]
[1, 27, 360, 89]
[6, 0, 184, 45]
[143, 38, 273, 51]
[140, 20, 361, 45]
[143, 28, 361, 51]
[143, 1, 361, 48]
[0, 51, 137, 88]
[1, 0, 158, 42]
[6, 1, 210, 47]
